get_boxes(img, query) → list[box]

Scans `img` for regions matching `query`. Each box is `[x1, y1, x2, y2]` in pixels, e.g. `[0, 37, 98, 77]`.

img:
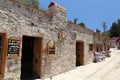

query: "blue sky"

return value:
[39, 0, 120, 32]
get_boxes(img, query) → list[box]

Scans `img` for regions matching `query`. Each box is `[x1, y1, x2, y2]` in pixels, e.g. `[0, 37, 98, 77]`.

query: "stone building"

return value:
[109, 37, 120, 48]
[94, 32, 110, 62]
[67, 21, 94, 65]
[94, 32, 104, 52]
[94, 32, 109, 52]
[0, 0, 76, 79]
[0, 0, 108, 80]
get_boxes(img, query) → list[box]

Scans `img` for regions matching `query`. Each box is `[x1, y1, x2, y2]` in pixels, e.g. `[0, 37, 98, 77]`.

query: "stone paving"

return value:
[38, 48, 120, 80]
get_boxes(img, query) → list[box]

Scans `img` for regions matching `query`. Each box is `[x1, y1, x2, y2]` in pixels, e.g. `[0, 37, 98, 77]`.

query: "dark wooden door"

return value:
[76, 41, 84, 66]
[21, 36, 34, 80]
[21, 36, 42, 79]
[0, 33, 7, 78]
[0, 35, 3, 76]
[33, 38, 41, 78]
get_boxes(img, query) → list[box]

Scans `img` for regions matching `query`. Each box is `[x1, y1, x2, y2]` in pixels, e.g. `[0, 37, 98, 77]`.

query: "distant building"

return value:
[109, 37, 120, 48]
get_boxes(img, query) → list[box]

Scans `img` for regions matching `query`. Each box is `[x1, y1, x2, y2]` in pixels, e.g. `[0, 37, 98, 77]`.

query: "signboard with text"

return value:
[8, 38, 20, 56]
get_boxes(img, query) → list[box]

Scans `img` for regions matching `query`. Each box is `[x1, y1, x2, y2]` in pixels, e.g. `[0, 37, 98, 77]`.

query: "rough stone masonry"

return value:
[0, 0, 96, 80]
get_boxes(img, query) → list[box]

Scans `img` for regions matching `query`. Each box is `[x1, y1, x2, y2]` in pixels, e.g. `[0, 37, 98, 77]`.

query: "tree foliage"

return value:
[74, 18, 78, 24]
[17, 0, 39, 8]
[109, 19, 120, 38]
[96, 28, 101, 33]
[79, 22, 86, 27]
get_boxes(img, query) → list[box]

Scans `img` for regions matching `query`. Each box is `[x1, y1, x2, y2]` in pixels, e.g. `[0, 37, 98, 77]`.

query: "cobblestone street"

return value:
[42, 48, 120, 80]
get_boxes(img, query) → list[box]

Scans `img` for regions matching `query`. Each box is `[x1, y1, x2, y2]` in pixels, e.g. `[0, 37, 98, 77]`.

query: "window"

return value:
[7, 38, 21, 56]
[89, 44, 93, 51]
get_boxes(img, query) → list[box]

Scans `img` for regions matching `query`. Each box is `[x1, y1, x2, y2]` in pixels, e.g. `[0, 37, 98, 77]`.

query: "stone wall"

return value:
[0, 0, 104, 79]
[0, 0, 76, 79]
[94, 32, 104, 44]
[67, 21, 94, 65]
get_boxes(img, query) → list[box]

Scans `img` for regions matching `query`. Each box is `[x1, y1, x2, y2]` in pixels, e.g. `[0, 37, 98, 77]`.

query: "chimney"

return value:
[48, 2, 66, 18]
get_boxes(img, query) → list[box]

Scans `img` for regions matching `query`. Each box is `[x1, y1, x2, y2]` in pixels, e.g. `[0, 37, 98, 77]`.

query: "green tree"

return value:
[117, 19, 120, 34]
[96, 28, 101, 33]
[17, 0, 39, 8]
[109, 22, 119, 38]
[108, 19, 120, 38]
[79, 22, 86, 27]
[74, 18, 78, 24]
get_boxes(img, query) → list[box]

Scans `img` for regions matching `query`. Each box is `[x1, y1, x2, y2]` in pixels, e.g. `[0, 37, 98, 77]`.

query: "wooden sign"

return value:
[47, 41, 56, 55]
[58, 32, 66, 40]
[49, 46, 55, 54]
[7, 38, 21, 56]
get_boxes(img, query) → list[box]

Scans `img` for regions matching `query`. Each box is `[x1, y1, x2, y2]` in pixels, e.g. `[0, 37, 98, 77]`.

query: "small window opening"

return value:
[89, 44, 93, 51]
[31, 23, 34, 26]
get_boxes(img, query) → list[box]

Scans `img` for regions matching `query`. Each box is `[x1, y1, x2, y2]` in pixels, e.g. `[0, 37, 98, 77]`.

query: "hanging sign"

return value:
[7, 38, 21, 56]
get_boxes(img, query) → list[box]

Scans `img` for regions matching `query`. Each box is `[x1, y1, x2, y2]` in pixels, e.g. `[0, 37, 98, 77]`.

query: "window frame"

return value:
[7, 37, 21, 58]
[89, 43, 93, 51]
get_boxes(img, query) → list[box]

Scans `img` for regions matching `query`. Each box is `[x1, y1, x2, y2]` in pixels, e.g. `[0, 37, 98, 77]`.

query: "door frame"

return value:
[76, 40, 84, 66]
[21, 35, 43, 79]
[0, 33, 7, 78]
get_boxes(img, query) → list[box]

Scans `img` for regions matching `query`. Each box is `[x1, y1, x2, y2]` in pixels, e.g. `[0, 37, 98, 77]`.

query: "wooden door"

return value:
[80, 42, 84, 65]
[0, 35, 3, 76]
[0, 33, 7, 78]
[33, 38, 41, 78]
[76, 41, 84, 66]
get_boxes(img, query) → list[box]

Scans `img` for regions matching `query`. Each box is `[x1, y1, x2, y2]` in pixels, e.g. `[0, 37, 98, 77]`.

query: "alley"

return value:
[42, 48, 120, 80]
